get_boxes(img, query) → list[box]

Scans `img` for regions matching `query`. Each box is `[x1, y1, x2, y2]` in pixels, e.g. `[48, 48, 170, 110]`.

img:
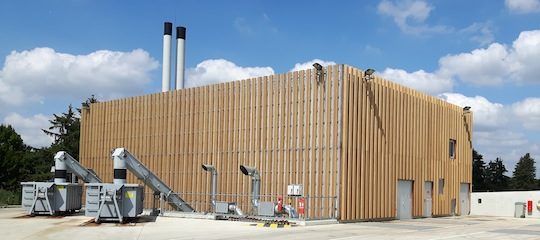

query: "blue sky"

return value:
[0, 0, 539, 175]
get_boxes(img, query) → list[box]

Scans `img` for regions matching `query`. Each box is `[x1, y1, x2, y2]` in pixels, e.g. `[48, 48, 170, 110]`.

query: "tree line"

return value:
[472, 149, 539, 191]
[0, 96, 97, 204]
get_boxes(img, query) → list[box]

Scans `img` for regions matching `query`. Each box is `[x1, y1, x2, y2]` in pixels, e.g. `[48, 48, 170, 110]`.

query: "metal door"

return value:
[423, 181, 433, 217]
[460, 183, 470, 216]
[397, 180, 413, 219]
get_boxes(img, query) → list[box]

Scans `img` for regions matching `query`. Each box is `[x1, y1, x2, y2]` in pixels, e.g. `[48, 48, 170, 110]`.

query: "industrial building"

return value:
[79, 62, 473, 222]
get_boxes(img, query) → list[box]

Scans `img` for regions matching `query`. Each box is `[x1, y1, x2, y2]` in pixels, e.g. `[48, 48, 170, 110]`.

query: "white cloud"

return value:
[185, 58, 336, 88]
[505, 0, 540, 14]
[379, 68, 452, 94]
[3, 113, 53, 148]
[432, 29, 540, 86]
[234, 17, 253, 35]
[0, 47, 158, 106]
[508, 30, 540, 84]
[438, 93, 507, 130]
[438, 43, 510, 86]
[289, 59, 337, 72]
[185, 59, 274, 88]
[512, 97, 540, 130]
[364, 45, 383, 56]
[460, 22, 495, 46]
[354, 30, 540, 92]
[377, 0, 450, 35]
[476, 130, 528, 149]
[234, 14, 278, 36]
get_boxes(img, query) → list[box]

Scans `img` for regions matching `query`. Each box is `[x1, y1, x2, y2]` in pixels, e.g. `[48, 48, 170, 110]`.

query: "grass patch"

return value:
[0, 189, 21, 205]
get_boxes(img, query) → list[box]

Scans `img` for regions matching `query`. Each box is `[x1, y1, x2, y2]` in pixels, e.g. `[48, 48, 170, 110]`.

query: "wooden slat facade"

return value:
[79, 64, 472, 221]
[339, 65, 473, 221]
[80, 65, 342, 219]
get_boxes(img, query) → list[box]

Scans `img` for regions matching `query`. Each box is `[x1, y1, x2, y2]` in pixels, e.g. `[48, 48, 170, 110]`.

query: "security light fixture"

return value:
[363, 68, 376, 81]
[312, 62, 325, 85]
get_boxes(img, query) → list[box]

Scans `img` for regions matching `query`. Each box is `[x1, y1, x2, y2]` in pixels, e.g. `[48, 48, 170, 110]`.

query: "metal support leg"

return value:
[95, 193, 107, 223]
[29, 186, 53, 216]
[160, 192, 165, 216]
[43, 188, 54, 216]
[151, 191, 160, 216]
[28, 187, 38, 215]
[112, 191, 123, 223]
[95, 190, 123, 223]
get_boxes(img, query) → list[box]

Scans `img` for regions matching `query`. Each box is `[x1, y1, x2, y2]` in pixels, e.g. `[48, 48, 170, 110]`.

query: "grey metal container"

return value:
[85, 183, 144, 222]
[258, 201, 276, 216]
[515, 202, 526, 218]
[21, 182, 82, 215]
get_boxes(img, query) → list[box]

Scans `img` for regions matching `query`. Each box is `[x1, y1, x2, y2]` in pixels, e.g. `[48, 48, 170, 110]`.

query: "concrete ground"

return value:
[2, 208, 540, 240]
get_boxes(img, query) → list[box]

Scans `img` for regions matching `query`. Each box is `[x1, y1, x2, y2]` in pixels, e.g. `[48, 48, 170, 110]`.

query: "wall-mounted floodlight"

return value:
[312, 62, 325, 85]
[240, 165, 260, 213]
[363, 68, 376, 81]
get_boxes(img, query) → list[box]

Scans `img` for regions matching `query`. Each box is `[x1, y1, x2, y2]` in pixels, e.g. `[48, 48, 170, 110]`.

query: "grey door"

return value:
[460, 183, 470, 216]
[397, 180, 413, 219]
[423, 181, 433, 217]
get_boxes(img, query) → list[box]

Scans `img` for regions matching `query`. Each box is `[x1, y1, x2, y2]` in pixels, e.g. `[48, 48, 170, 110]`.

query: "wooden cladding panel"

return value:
[79, 64, 472, 221]
[80, 66, 341, 219]
[339, 65, 473, 221]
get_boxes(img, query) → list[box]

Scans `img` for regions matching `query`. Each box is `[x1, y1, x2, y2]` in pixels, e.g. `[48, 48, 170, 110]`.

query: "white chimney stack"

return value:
[162, 22, 172, 92]
[175, 26, 186, 90]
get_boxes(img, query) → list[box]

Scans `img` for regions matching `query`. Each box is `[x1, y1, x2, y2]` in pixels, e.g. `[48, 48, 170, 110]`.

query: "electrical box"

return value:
[258, 201, 276, 216]
[287, 184, 303, 196]
[215, 201, 230, 214]
[515, 202, 526, 218]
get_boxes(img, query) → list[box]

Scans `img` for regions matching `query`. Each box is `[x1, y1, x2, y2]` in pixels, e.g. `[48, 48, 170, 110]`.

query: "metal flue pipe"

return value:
[175, 26, 186, 90]
[54, 152, 67, 184]
[283, 205, 299, 218]
[112, 150, 127, 185]
[240, 165, 260, 212]
[162, 22, 172, 92]
[201, 164, 217, 208]
[54, 151, 102, 183]
[230, 204, 244, 216]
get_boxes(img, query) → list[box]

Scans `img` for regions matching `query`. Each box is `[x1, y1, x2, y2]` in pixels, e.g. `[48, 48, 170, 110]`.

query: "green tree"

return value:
[0, 125, 52, 191]
[42, 96, 98, 160]
[0, 96, 97, 205]
[472, 149, 487, 191]
[512, 153, 537, 190]
[0, 125, 26, 191]
[485, 158, 510, 191]
[42, 105, 81, 159]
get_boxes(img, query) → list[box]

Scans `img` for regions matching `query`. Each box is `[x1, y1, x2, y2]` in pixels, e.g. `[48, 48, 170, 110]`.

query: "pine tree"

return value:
[485, 158, 510, 191]
[472, 149, 487, 191]
[512, 153, 537, 190]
